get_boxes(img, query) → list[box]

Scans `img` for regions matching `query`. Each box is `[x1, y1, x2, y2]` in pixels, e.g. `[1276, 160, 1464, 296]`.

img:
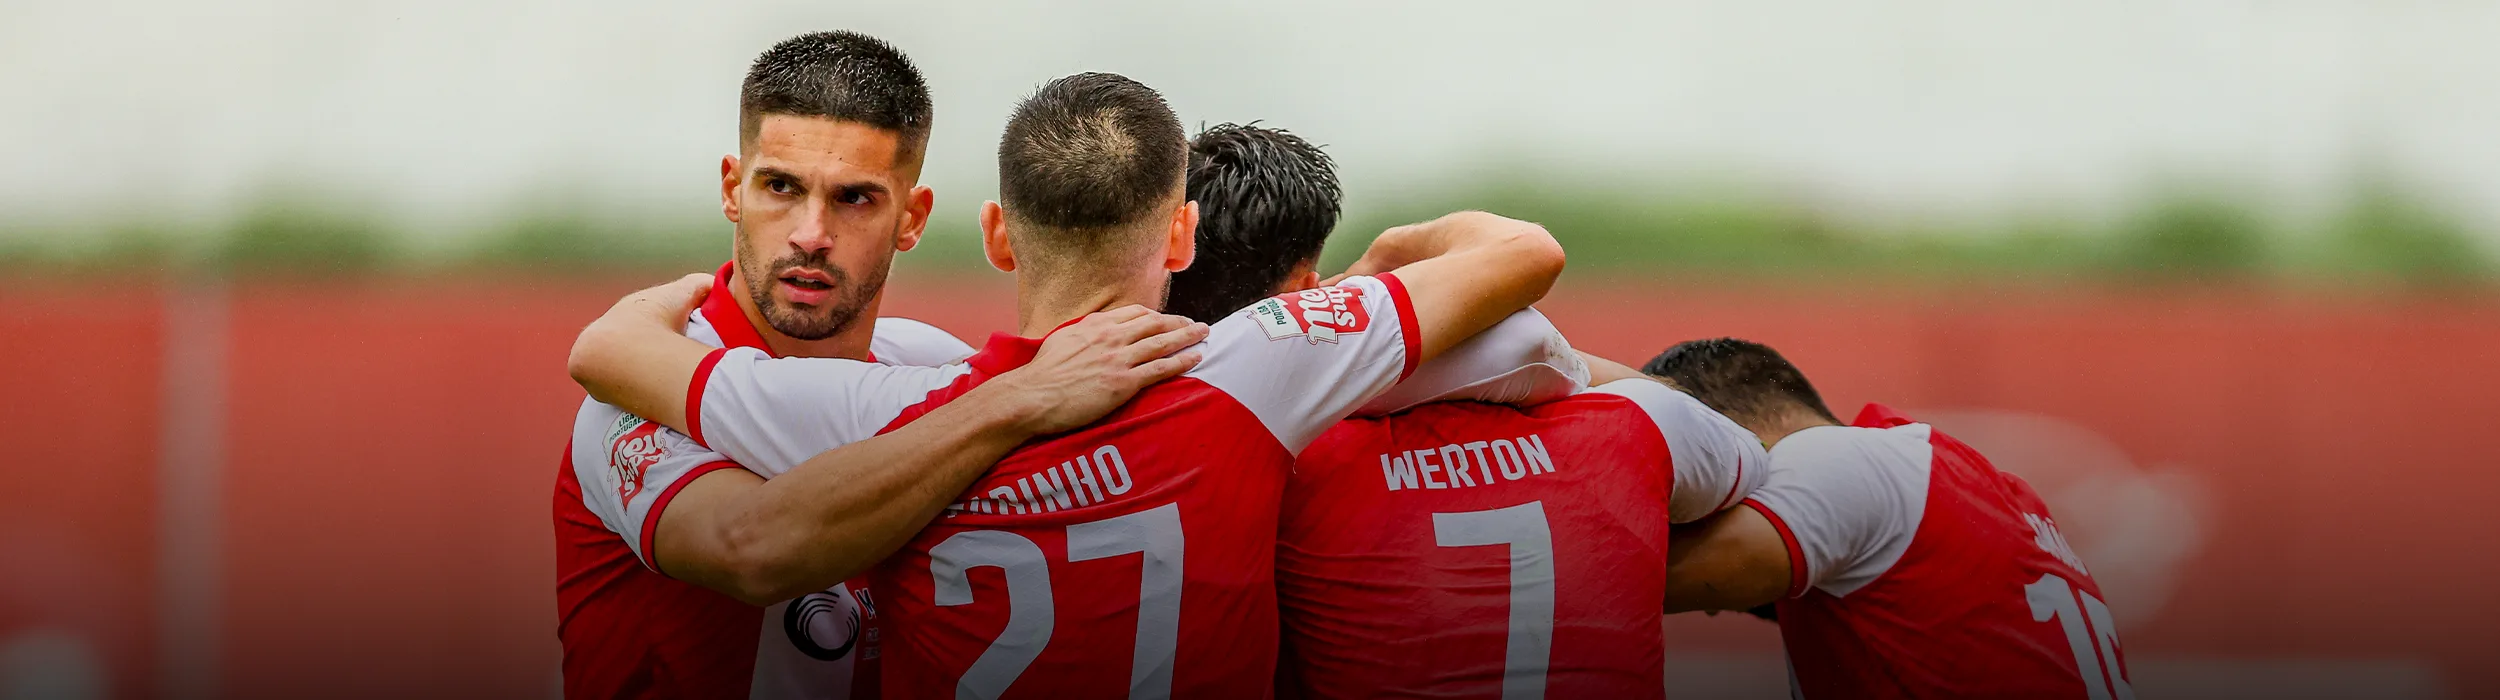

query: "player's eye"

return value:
[765, 178, 799, 196]
[836, 190, 872, 206]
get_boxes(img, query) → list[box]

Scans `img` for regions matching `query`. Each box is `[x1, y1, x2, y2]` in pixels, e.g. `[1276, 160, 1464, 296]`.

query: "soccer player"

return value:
[1649, 338, 2137, 699]
[1167, 123, 1769, 699]
[565, 74, 1570, 698]
[555, 33, 1209, 700]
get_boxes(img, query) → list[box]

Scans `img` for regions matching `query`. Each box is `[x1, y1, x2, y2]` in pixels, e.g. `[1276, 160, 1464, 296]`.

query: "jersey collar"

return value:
[1852, 402, 1917, 429]
[698, 261, 776, 357]
[962, 315, 1092, 377]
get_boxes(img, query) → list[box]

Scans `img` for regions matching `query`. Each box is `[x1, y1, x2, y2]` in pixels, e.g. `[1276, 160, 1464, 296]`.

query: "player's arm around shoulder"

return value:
[1343, 211, 1566, 364]
[567, 273, 719, 435]
[648, 306, 1209, 605]
[1665, 426, 1924, 613]
[1192, 212, 1566, 453]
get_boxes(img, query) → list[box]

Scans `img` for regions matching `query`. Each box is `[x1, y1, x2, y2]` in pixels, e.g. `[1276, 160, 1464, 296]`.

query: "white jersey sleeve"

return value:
[870, 317, 976, 367]
[1353, 308, 1589, 416]
[1587, 378, 1770, 523]
[687, 348, 974, 476]
[570, 399, 738, 571]
[1743, 423, 1935, 598]
[1183, 274, 1417, 453]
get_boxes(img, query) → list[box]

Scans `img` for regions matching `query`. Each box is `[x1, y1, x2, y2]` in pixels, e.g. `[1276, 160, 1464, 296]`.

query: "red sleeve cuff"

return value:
[1742, 498, 1812, 599]
[686, 348, 728, 448]
[1376, 272, 1422, 380]
[638, 460, 740, 577]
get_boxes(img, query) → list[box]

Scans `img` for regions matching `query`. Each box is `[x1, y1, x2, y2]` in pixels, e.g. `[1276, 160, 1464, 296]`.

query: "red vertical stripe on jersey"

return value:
[685, 348, 729, 448]
[1743, 498, 1812, 599]
[1375, 272, 1421, 380]
[1712, 453, 1748, 514]
[697, 261, 774, 354]
[637, 460, 739, 574]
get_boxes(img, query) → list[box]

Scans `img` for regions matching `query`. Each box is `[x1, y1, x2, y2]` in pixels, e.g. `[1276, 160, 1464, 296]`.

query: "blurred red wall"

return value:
[4, 271, 2496, 698]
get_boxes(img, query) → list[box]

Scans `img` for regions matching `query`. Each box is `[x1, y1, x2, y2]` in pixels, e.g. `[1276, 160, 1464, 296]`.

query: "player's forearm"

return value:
[1379, 213, 1567, 362]
[714, 384, 1043, 601]
[568, 309, 711, 434]
[1662, 509, 1793, 614]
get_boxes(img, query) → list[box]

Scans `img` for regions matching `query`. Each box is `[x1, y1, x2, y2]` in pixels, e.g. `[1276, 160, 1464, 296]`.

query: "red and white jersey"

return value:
[678, 275, 1564, 700]
[554, 263, 974, 700]
[1278, 378, 1765, 700]
[1746, 404, 2133, 699]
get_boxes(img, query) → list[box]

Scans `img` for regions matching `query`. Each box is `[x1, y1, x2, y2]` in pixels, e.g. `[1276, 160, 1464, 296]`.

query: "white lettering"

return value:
[1491, 439, 1526, 480]
[1418, 449, 1448, 489]
[988, 485, 1025, 515]
[1519, 434, 1555, 475]
[1034, 469, 1072, 511]
[1440, 444, 1476, 487]
[1067, 457, 1104, 504]
[1381, 453, 1420, 491]
[1095, 445, 1134, 496]
[1461, 441, 1494, 484]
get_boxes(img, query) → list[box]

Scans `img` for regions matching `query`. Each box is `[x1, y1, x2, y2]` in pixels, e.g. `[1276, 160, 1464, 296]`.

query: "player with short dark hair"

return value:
[1166, 123, 1342, 323]
[567, 72, 1570, 698]
[554, 33, 1207, 700]
[1152, 122, 1766, 699]
[1651, 338, 2138, 699]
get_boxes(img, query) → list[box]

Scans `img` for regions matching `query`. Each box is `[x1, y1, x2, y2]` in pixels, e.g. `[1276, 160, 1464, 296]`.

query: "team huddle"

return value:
[552, 31, 2136, 699]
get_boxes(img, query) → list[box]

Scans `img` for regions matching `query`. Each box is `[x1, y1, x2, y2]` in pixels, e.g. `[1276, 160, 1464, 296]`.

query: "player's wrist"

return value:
[957, 377, 1057, 441]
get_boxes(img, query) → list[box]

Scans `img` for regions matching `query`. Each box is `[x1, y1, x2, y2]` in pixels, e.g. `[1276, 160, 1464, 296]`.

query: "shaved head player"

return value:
[554, 32, 1204, 700]
[567, 74, 1570, 698]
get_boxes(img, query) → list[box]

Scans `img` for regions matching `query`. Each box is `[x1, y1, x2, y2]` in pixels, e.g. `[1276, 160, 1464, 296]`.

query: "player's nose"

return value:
[786, 200, 836, 252]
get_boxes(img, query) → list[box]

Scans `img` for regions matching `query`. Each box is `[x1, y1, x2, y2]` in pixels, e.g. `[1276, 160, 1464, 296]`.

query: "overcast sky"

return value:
[5, 0, 2496, 242]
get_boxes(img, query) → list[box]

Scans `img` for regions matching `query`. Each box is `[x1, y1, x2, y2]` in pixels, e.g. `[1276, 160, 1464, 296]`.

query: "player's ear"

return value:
[895, 184, 934, 253]
[719, 154, 743, 224]
[1284, 258, 1321, 293]
[1162, 200, 1199, 273]
[980, 200, 1017, 273]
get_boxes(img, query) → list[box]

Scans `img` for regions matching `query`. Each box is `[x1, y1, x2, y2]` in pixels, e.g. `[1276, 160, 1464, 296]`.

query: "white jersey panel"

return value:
[1184, 274, 1415, 454]
[1587, 378, 1771, 523]
[569, 400, 733, 569]
[692, 349, 973, 476]
[870, 317, 976, 367]
[1748, 423, 1935, 598]
[1354, 308, 1588, 416]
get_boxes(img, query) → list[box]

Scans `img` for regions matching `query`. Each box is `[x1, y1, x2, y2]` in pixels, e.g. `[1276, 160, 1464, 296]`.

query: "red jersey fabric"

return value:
[1752, 404, 2134, 699]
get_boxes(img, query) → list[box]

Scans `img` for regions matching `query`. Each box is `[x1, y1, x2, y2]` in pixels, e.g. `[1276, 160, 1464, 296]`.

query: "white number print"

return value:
[927, 503, 1186, 700]
[1432, 501, 1557, 700]
[2023, 573, 2135, 700]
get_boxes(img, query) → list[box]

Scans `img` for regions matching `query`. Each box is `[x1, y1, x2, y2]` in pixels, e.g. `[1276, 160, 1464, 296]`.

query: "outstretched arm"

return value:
[1338, 211, 1567, 364]
[566, 273, 721, 435]
[657, 307, 1205, 603]
[1664, 506, 1794, 614]
[568, 276, 1208, 604]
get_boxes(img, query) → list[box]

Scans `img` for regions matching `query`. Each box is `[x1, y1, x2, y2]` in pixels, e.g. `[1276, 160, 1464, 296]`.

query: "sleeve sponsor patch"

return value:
[603, 414, 666, 502]
[1244, 285, 1374, 344]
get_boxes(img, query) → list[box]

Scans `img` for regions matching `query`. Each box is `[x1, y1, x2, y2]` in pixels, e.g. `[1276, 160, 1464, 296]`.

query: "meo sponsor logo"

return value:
[605, 415, 665, 501]
[1246, 285, 1373, 343]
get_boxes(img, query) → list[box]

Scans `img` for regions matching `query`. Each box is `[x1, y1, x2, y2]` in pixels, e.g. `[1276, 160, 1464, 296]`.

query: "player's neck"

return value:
[726, 268, 878, 360]
[1012, 267, 1166, 338]
[1754, 410, 1842, 448]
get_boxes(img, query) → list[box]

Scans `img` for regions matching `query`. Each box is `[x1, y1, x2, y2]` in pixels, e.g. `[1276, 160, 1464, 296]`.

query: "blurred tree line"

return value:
[0, 174, 2487, 288]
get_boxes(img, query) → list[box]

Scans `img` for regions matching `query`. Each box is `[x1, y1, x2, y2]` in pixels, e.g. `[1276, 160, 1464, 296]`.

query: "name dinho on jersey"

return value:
[942, 444, 1140, 516]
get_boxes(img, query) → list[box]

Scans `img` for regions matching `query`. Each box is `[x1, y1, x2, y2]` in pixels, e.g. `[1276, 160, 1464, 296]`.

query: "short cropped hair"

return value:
[1644, 338, 1839, 426]
[1165, 123, 1342, 322]
[740, 31, 933, 161]
[996, 73, 1187, 259]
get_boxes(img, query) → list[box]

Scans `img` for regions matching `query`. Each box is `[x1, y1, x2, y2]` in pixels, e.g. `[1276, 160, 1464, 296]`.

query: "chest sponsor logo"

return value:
[604, 414, 665, 502]
[1246, 285, 1373, 344]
